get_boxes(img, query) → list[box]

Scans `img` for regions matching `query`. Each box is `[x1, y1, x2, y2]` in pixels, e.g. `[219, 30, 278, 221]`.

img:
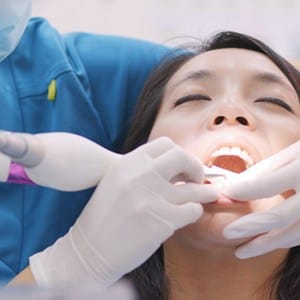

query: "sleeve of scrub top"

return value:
[63, 33, 170, 151]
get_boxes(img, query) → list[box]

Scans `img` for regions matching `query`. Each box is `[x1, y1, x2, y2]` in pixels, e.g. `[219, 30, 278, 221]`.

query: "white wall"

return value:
[32, 0, 300, 57]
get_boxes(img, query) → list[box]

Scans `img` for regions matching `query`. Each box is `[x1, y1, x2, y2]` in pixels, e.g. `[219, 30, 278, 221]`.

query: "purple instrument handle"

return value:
[7, 162, 35, 185]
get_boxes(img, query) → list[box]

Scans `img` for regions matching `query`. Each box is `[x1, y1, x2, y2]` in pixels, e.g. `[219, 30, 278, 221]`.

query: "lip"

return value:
[206, 194, 249, 208]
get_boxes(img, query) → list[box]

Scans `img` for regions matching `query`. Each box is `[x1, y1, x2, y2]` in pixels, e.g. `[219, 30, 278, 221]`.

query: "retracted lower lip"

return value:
[207, 194, 249, 207]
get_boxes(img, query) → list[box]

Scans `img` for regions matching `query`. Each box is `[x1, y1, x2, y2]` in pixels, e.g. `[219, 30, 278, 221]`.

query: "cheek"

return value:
[274, 130, 300, 148]
[148, 122, 177, 142]
[264, 118, 300, 149]
[148, 117, 196, 146]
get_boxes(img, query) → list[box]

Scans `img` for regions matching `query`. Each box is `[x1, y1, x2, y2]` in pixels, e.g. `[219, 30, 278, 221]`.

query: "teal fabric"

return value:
[0, 17, 169, 283]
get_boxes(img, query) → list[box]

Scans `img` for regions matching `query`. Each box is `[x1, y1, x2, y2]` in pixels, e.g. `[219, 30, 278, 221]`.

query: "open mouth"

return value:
[207, 146, 255, 173]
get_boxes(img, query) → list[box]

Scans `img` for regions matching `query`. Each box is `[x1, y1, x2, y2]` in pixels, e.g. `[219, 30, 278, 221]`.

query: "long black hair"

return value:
[123, 31, 300, 300]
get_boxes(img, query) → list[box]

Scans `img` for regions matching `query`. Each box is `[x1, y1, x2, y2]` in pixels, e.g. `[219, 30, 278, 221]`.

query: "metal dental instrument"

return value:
[203, 165, 236, 179]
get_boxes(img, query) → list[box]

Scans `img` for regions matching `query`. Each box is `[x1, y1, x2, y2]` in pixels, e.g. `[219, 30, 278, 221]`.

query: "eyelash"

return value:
[173, 94, 211, 107]
[254, 97, 294, 113]
[174, 95, 294, 113]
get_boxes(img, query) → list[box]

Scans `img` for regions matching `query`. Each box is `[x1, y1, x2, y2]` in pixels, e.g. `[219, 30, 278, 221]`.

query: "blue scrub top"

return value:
[0, 17, 169, 282]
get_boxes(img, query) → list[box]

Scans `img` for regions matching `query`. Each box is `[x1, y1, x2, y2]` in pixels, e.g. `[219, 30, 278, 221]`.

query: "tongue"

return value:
[212, 155, 246, 173]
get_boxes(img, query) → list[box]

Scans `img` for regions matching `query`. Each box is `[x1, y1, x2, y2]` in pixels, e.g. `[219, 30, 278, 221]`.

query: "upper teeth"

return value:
[210, 146, 254, 168]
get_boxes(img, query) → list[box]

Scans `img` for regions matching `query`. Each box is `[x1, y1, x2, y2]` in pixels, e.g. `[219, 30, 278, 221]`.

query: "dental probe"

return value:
[203, 165, 236, 179]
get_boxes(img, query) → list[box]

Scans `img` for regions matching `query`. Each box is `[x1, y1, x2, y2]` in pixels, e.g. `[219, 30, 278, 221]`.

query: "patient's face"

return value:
[148, 48, 300, 249]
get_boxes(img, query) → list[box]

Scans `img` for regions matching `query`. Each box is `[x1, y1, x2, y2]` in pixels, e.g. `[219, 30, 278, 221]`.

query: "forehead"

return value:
[166, 48, 293, 90]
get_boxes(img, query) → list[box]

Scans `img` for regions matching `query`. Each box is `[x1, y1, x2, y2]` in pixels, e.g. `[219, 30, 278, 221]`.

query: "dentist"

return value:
[0, 0, 182, 287]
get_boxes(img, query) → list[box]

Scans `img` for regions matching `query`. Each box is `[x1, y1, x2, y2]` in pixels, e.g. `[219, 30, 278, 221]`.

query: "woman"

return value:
[123, 31, 300, 299]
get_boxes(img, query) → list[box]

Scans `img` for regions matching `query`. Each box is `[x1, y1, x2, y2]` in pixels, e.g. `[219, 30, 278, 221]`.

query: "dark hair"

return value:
[123, 31, 300, 300]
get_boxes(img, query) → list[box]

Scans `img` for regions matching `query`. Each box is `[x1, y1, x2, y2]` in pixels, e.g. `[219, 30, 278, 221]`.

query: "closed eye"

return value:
[254, 97, 294, 113]
[174, 94, 211, 107]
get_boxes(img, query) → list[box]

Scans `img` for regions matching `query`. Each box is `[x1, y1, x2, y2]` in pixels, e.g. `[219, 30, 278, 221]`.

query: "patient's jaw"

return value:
[148, 48, 300, 248]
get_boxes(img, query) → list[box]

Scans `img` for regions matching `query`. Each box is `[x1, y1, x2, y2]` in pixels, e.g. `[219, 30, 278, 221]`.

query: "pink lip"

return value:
[208, 194, 248, 207]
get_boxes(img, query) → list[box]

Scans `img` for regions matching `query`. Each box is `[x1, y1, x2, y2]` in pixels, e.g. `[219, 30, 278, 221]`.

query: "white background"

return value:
[32, 0, 300, 58]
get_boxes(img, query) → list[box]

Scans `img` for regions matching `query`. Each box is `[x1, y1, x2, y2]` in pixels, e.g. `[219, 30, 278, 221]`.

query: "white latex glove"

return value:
[30, 137, 219, 288]
[222, 140, 300, 259]
[1, 280, 135, 300]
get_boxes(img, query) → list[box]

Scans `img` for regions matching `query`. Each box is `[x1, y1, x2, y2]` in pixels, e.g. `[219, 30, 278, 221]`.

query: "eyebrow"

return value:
[251, 72, 295, 93]
[171, 69, 295, 95]
[171, 70, 215, 90]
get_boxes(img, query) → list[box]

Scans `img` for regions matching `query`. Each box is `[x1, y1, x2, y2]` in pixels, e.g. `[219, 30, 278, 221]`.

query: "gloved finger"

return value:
[154, 146, 204, 183]
[223, 193, 300, 240]
[233, 220, 300, 259]
[171, 182, 220, 204]
[140, 137, 175, 158]
[150, 200, 203, 229]
[223, 160, 300, 200]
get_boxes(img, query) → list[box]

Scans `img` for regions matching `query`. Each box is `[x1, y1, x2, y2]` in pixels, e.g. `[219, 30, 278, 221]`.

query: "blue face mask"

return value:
[0, 0, 31, 62]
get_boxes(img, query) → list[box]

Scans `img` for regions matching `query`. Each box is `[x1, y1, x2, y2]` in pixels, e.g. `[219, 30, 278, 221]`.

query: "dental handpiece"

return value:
[0, 131, 44, 167]
[0, 131, 44, 184]
[0, 131, 117, 191]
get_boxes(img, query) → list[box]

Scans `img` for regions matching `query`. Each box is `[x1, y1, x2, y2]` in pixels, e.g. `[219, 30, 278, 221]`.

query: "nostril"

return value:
[214, 116, 225, 125]
[236, 116, 249, 126]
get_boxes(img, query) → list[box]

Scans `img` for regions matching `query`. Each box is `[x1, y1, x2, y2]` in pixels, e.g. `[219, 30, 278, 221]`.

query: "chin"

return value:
[173, 175, 285, 252]
[174, 209, 253, 250]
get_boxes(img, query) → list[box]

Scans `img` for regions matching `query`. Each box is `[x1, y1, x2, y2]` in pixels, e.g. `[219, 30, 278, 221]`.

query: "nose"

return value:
[208, 102, 256, 130]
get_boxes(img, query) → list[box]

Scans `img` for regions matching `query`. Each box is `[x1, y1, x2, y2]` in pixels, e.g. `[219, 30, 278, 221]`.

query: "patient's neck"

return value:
[164, 239, 288, 300]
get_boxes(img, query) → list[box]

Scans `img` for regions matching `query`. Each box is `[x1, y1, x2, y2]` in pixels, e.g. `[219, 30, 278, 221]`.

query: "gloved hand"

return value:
[29, 137, 219, 288]
[222, 140, 300, 258]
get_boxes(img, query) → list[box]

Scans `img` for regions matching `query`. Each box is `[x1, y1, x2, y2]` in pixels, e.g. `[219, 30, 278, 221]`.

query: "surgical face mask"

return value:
[0, 0, 31, 62]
